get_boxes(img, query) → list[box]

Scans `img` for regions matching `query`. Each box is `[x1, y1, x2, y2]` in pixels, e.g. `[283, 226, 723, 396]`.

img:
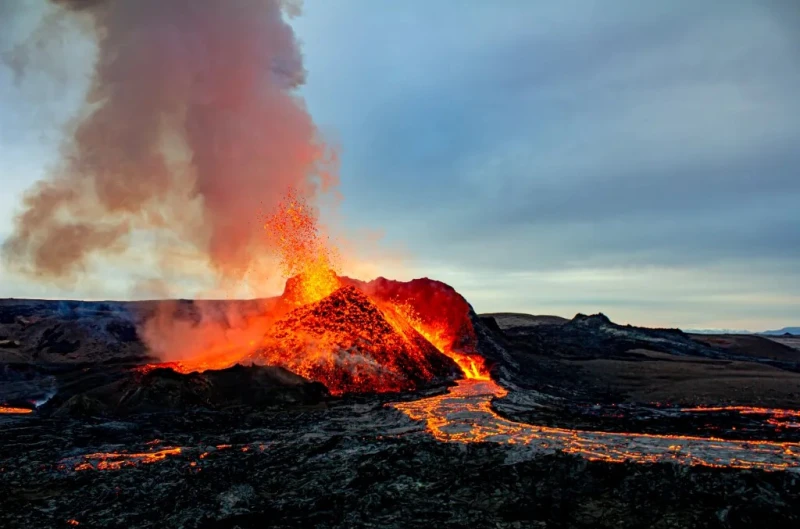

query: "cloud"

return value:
[286, 1, 800, 327]
[295, 1, 800, 273]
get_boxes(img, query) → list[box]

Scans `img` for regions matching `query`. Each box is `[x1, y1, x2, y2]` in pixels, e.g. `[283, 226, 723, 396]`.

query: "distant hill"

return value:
[682, 327, 799, 336]
[762, 327, 800, 336]
[480, 313, 568, 330]
[480, 313, 797, 337]
[683, 328, 753, 335]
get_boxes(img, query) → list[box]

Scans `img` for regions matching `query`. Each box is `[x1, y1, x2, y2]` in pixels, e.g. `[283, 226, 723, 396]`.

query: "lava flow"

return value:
[67, 447, 182, 471]
[681, 405, 800, 418]
[0, 405, 33, 414]
[681, 406, 800, 429]
[391, 379, 800, 472]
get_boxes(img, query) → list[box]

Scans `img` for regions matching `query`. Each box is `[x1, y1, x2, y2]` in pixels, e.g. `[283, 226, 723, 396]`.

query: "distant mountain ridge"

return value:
[674, 327, 799, 336]
[762, 327, 800, 336]
[479, 316, 799, 337]
[685, 328, 755, 335]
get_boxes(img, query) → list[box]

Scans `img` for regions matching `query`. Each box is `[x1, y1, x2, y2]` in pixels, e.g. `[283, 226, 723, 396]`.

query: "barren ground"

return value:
[2, 301, 800, 528]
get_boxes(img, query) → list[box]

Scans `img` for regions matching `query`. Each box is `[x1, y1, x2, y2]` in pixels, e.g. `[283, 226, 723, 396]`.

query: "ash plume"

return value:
[2, 0, 336, 288]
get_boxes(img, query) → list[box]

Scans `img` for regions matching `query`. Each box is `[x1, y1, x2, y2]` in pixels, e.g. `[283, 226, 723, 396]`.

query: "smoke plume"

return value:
[2, 0, 336, 290]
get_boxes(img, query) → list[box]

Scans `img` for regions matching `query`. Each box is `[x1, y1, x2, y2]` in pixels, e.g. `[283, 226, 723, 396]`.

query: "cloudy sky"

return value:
[1, 0, 798, 330]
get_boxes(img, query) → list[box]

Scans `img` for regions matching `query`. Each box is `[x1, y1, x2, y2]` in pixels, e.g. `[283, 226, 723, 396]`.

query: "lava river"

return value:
[391, 379, 800, 472]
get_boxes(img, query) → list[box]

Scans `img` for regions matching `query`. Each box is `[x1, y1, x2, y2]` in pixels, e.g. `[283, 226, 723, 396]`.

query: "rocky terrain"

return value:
[2, 298, 800, 528]
[4, 397, 800, 529]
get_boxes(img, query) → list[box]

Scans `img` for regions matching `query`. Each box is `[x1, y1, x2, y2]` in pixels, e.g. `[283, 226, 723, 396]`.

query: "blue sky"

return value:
[1, 0, 799, 330]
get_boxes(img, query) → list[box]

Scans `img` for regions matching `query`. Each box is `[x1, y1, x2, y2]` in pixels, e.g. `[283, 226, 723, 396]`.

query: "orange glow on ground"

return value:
[392, 379, 800, 472]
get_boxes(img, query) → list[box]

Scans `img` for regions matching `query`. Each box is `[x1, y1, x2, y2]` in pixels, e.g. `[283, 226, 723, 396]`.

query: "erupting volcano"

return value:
[140, 191, 490, 395]
[5, 1, 800, 527]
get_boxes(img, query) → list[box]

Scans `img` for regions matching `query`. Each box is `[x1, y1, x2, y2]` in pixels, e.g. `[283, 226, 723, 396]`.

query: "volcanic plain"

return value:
[2, 287, 800, 529]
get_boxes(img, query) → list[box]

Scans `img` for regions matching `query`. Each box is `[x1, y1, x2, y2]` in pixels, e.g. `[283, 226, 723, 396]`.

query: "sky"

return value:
[1, 0, 799, 331]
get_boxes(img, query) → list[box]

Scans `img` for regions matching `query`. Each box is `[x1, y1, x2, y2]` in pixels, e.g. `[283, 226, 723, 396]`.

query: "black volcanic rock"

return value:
[42, 364, 329, 417]
[52, 393, 108, 417]
[570, 312, 612, 327]
[119, 365, 328, 414]
[3, 400, 800, 529]
[4, 294, 800, 528]
[478, 315, 504, 336]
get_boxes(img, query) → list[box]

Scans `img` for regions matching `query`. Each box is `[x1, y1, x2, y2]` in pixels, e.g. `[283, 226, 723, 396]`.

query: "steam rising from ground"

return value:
[2, 0, 336, 291]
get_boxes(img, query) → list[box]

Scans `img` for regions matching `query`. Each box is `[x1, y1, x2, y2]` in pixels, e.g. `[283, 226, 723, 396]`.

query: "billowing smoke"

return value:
[2, 0, 337, 290]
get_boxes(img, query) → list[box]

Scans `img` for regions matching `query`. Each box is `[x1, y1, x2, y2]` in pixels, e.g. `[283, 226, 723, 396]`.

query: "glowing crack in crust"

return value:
[66, 447, 182, 471]
[391, 379, 800, 472]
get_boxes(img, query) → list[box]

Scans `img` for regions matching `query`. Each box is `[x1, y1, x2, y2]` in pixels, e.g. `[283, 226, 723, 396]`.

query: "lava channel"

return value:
[391, 379, 800, 472]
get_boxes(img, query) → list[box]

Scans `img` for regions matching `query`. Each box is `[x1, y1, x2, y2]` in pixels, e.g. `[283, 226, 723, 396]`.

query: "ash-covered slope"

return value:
[248, 286, 459, 394]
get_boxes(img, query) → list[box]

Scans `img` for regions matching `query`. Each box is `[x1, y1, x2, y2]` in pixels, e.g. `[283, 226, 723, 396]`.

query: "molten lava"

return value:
[0, 405, 33, 414]
[389, 296, 489, 380]
[681, 406, 800, 418]
[70, 447, 182, 471]
[340, 276, 490, 380]
[263, 190, 341, 307]
[681, 406, 800, 430]
[392, 379, 800, 472]
[249, 285, 458, 394]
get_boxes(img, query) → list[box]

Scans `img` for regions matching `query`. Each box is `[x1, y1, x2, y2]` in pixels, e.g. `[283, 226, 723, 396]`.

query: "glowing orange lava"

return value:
[681, 406, 800, 418]
[70, 447, 182, 471]
[0, 405, 33, 414]
[249, 285, 457, 394]
[392, 379, 800, 472]
[263, 189, 341, 307]
[132, 362, 187, 376]
[682, 405, 800, 430]
[390, 297, 489, 380]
